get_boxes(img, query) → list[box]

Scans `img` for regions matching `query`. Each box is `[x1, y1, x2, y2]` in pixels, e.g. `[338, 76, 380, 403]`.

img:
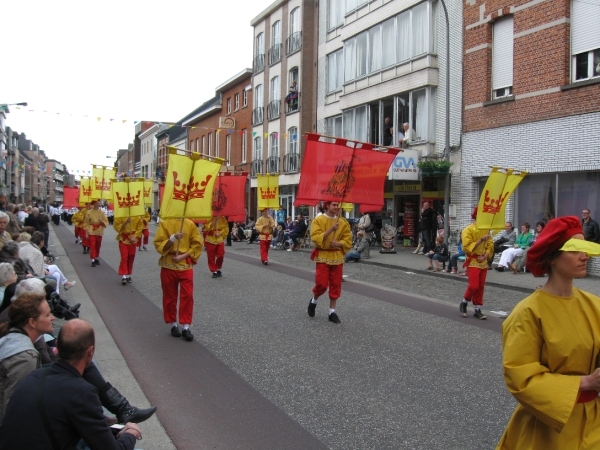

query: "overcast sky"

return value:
[1, 0, 274, 177]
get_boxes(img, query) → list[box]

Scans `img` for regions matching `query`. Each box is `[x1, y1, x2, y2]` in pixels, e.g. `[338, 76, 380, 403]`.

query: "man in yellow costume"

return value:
[83, 200, 108, 267]
[254, 209, 275, 265]
[114, 215, 144, 285]
[71, 207, 85, 245]
[307, 201, 352, 324]
[497, 216, 600, 449]
[137, 210, 150, 251]
[154, 218, 203, 342]
[203, 215, 228, 278]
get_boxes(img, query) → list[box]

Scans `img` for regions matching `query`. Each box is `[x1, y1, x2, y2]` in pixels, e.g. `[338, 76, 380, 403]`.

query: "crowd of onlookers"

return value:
[230, 213, 310, 252]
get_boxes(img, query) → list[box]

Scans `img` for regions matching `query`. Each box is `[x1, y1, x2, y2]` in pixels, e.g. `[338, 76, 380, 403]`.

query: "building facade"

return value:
[46, 159, 65, 205]
[461, 0, 600, 274]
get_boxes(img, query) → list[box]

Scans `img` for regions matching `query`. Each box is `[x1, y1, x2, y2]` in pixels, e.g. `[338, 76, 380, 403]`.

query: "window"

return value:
[196, 138, 199, 153]
[270, 76, 280, 101]
[288, 127, 298, 154]
[492, 17, 514, 99]
[328, 0, 343, 30]
[342, 105, 367, 142]
[381, 18, 396, 68]
[412, 2, 429, 57]
[325, 115, 343, 137]
[356, 32, 368, 78]
[234, 94, 239, 111]
[226, 134, 231, 163]
[243, 89, 248, 107]
[242, 129, 247, 163]
[345, 0, 368, 15]
[344, 38, 356, 82]
[216, 131, 220, 156]
[270, 133, 279, 157]
[368, 26, 382, 73]
[253, 137, 262, 160]
[202, 135, 206, 154]
[256, 32, 264, 56]
[288, 8, 302, 54]
[227, 98, 232, 114]
[327, 49, 344, 93]
[269, 133, 279, 172]
[255, 84, 263, 107]
[208, 133, 213, 156]
[572, 0, 600, 81]
[272, 21, 281, 46]
[396, 10, 411, 63]
[290, 8, 300, 35]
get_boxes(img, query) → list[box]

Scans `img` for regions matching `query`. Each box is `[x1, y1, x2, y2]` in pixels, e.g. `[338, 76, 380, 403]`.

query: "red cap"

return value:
[526, 216, 583, 276]
[471, 207, 478, 220]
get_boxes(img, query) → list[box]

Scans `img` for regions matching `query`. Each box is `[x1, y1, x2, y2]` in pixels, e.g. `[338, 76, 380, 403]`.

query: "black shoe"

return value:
[262, 261, 268, 265]
[170, 325, 181, 337]
[99, 382, 157, 424]
[143, 246, 147, 251]
[473, 309, 487, 320]
[329, 312, 341, 324]
[307, 300, 316, 317]
[181, 328, 194, 341]
[216, 270, 222, 277]
[83, 248, 87, 254]
[69, 303, 81, 313]
[91, 260, 96, 267]
[495, 266, 504, 272]
[95, 259, 100, 266]
[212, 272, 218, 278]
[126, 277, 132, 283]
[121, 278, 127, 285]
[459, 302, 467, 318]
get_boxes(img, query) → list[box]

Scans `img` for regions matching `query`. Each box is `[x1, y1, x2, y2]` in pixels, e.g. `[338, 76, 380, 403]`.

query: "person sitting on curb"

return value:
[488, 222, 516, 269]
[445, 239, 465, 274]
[426, 236, 448, 272]
[345, 230, 370, 263]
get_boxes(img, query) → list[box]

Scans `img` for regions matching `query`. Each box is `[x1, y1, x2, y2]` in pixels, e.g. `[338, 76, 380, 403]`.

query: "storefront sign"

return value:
[393, 184, 420, 193]
[388, 149, 419, 181]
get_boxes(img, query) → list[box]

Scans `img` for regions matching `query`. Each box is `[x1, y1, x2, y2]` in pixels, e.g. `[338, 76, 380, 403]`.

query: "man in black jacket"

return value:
[289, 214, 307, 250]
[582, 209, 600, 243]
[419, 202, 435, 253]
[0, 319, 142, 450]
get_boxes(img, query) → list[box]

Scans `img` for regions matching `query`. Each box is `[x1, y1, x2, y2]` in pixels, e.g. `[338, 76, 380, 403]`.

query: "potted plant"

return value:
[432, 160, 453, 175]
[417, 159, 435, 175]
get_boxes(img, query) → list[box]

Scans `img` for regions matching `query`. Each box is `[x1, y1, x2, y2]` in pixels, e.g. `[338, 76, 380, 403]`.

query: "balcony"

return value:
[285, 93, 300, 114]
[286, 32, 302, 55]
[253, 54, 265, 74]
[283, 152, 299, 173]
[267, 100, 280, 120]
[266, 155, 280, 173]
[252, 107, 264, 126]
[268, 43, 282, 66]
[250, 159, 263, 177]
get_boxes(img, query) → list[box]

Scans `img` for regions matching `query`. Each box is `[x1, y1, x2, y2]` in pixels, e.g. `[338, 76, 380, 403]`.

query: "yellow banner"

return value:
[161, 150, 223, 219]
[112, 179, 145, 219]
[92, 165, 116, 200]
[476, 167, 527, 230]
[79, 177, 93, 205]
[256, 174, 279, 210]
[340, 202, 354, 212]
[143, 179, 153, 206]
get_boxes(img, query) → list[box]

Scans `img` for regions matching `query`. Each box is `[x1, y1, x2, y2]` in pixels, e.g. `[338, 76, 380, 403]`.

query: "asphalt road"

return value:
[55, 223, 518, 450]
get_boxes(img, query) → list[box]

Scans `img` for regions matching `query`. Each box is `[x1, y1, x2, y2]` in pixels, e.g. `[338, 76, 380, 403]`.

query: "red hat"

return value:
[526, 216, 583, 276]
[471, 207, 478, 220]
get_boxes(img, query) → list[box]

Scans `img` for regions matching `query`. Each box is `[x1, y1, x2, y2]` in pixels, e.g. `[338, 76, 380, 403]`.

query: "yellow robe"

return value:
[113, 217, 144, 244]
[71, 209, 84, 227]
[204, 216, 229, 245]
[310, 215, 352, 265]
[154, 218, 203, 271]
[462, 222, 494, 269]
[255, 216, 275, 241]
[497, 288, 600, 449]
[83, 209, 108, 236]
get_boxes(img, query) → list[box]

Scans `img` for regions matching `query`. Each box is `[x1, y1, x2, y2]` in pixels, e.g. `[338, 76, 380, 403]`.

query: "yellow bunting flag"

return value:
[143, 179, 154, 206]
[340, 202, 354, 212]
[112, 178, 145, 219]
[256, 174, 279, 210]
[92, 166, 116, 200]
[476, 167, 527, 230]
[79, 177, 93, 205]
[161, 149, 223, 219]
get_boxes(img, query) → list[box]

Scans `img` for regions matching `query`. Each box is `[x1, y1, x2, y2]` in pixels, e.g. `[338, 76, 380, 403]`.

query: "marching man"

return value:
[138, 210, 150, 251]
[77, 203, 93, 254]
[255, 208, 276, 265]
[154, 218, 203, 342]
[83, 200, 108, 266]
[307, 201, 352, 324]
[204, 215, 228, 278]
[114, 215, 144, 285]
[71, 206, 85, 245]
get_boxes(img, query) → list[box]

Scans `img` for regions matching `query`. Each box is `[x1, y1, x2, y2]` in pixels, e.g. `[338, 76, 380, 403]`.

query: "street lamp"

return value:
[439, 0, 451, 244]
[0, 102, 27, 112]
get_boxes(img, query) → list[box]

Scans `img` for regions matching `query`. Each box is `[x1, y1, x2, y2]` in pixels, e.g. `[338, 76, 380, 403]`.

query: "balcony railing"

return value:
[251, 159, 263, 177]
[268, 43, 282, 66]
[283, 152, 299, 173]
[252, 107, 264, 126]
[253, 54, 265, 74]
[266, 155, 280, 173]
[286, 32, 302, 55]
[286, 93, 300, 114]
[267, 100, 280, 120]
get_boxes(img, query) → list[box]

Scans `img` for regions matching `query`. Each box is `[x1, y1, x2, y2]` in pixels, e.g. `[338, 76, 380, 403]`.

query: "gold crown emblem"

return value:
[116, 190, 141, 208]
[95, 178, 111, 191]
[172, 171, 212, 201]
[143, 187, 151, 197]
[82, 186, 92, 196]
[260, 186, 277, 200]
[482, 190, 509, 214]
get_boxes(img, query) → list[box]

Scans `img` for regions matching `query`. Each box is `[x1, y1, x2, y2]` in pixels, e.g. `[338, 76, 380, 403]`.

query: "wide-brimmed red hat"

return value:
[526, 216, 582, 276]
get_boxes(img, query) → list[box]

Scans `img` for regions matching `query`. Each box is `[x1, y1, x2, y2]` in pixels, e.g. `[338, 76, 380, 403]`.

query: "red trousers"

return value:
[137, 229, 149, 248]
[118, 241, 137, 275]
[312, 263, 343, 300]
[464, 266, 488, 306]
[260, 240, 271, 263]
[89, 235, 102, 260]
[81, 232, 91, 249]
[205, 242, 224, 273]
[74, 226, 82, 238]
[160, 268, 194, 324]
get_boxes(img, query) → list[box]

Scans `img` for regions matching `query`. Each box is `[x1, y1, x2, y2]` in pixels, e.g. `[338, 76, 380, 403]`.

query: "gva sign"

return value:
[388, 149, 419, 181]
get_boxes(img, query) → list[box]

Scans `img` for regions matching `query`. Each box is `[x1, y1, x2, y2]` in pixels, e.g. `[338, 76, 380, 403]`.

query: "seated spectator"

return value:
[496, 222, 533, 272]
[0, 263, 17, 317]
[272, 225, 285, 248]
[231, 223, 242, 242]
[285, 216, 294, 230]
[488, 222, 517, 268]
[289, 215, 307, 251]
[0, 319, 143, 449]
[245, 217, 259, 243]
[0, 241, 32, 281]
[511, 221, 544, 274]
[426, 236, 448, 272]
[444, 239, 465, 274]
[345, 231, 370, 262]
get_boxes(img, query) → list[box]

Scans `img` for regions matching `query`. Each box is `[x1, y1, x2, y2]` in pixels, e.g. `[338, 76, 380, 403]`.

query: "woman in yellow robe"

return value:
[497, 216, 600, 450]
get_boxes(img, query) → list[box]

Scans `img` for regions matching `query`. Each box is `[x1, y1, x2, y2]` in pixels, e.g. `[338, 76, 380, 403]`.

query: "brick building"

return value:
[461, 0, 600, 274]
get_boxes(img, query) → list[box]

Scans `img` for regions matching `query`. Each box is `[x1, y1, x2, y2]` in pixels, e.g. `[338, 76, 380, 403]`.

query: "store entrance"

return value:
[394, 194, 419, 247]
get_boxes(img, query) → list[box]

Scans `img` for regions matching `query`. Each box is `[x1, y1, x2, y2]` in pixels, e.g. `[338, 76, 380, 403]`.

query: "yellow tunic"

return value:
[255, 216, 275, 241]
[154, 218, 203, 271]
[142, 211, 150, 229]
[497, 288, 600, 449]
[204, 216, 229, 245]
[113, 217, 144, 244]
[83, 209, 108, 236]
[71, 209, 84, 227]
[462, 222, 494, 269]
[310, 215, 352, 265]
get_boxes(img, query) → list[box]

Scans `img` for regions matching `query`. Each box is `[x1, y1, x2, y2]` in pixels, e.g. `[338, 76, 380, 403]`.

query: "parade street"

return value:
[52, 221, 542, 450]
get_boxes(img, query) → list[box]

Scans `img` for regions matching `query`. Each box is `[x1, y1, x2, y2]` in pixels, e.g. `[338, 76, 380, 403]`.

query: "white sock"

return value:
[310, 298, 317, 304]
[122, 275, 127, 279]
[474, 307, 481, 311]
[329, 308, 336, 314]
[182, 324, 190, 330]
[171, 322, 178, 328]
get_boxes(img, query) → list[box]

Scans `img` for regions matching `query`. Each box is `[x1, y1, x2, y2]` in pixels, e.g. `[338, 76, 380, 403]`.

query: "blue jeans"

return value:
[449, 251, 465, 270]
[345, 250, 361, 262]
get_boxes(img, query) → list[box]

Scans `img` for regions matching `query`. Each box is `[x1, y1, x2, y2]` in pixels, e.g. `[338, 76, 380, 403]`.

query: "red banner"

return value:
[212, 173, 247, 218]
[63, 187, 80, 209]
[294, 134, 399, 207]
[359, 204, 383, 213]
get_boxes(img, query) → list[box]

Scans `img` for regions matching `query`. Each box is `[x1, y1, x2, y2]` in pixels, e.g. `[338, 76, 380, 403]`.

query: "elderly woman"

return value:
[496, 222, 533, 272]
[0, 263, 18, 314]
[496, 216, 600, 449]
[510, 221, 545, 274]
[0, 241, 31, 281]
